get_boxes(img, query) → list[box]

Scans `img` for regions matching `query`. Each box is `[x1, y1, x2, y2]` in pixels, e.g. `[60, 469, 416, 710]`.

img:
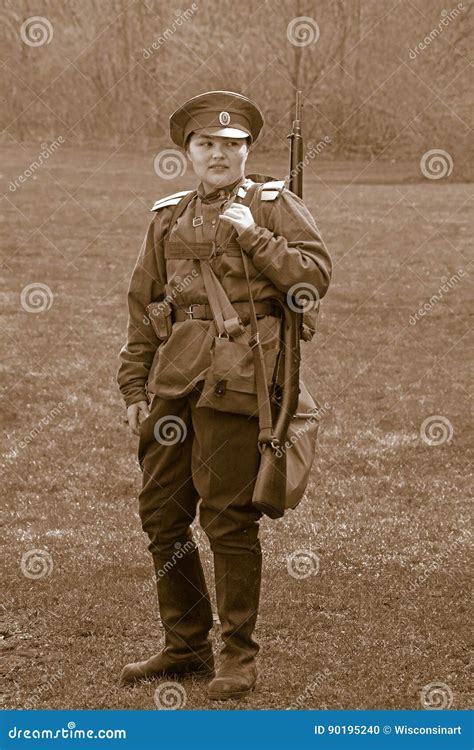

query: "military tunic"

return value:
[117, 175, 332, 408]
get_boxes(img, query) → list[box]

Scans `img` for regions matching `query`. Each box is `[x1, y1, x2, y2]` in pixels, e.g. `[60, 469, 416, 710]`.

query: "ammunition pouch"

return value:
[145, 298, 173, 341]
[196, 317, 280, 416]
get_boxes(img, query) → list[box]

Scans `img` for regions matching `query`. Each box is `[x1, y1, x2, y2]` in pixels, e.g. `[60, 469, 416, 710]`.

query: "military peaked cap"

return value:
[169, 90, 264, 148]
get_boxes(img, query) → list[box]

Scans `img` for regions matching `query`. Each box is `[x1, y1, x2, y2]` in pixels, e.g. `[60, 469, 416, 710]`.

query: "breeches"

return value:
[137, 388, 263, 556]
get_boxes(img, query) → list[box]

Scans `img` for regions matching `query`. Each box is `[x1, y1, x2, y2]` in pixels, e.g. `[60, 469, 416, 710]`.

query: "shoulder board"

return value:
[260, 180, 286, 201]
[151, 190, 193, 212]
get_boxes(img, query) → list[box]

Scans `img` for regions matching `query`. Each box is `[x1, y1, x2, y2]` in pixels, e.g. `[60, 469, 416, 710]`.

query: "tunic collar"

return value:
[197, 175, 246, 204]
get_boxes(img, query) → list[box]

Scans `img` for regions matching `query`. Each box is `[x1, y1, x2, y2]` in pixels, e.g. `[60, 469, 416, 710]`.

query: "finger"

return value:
[223, 204, 243, 212]
[220, 210, 241, 220]
[224, 208, 243, 215]
[140, 403, 151, 417]
[129, 414, 139, 433]
[129, 420, 140, 435]
[138, 407, 150, 423]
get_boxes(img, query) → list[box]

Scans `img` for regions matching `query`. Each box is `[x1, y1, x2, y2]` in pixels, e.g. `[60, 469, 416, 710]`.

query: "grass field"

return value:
[1, 142, 472, 711]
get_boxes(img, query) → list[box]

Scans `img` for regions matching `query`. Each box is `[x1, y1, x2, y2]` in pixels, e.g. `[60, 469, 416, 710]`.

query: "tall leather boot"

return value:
[120, 545, 215, 685]
[208, 551, 262, 700]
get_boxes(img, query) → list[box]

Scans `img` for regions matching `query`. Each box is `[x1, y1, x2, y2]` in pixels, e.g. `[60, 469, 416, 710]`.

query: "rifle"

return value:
[288, 90, 304, 198]
[251, 92, 304, 519]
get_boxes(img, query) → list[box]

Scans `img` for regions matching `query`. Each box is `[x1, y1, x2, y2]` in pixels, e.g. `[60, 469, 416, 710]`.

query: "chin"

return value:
[208, 169, 231, 183]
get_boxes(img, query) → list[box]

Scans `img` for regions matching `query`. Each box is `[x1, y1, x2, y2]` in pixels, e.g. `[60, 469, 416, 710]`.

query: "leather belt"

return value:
[173, 301, 282, 323]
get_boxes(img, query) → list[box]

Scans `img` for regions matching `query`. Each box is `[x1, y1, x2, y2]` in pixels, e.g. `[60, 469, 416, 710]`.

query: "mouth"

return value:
[209, 165, 228, 171]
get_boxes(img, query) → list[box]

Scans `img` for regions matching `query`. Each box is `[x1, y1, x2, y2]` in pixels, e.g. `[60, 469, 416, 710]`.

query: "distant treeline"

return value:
[1, 0, 472, 171]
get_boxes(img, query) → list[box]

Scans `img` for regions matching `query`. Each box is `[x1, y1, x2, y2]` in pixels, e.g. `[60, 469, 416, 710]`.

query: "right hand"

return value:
[126, 400, 150, 436]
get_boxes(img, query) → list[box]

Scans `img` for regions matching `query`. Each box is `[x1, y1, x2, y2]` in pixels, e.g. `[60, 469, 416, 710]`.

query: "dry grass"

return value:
[1, 144, 472, 710]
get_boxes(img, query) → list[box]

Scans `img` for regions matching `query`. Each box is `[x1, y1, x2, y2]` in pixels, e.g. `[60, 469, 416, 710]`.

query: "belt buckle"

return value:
[185, 304, 199, 319]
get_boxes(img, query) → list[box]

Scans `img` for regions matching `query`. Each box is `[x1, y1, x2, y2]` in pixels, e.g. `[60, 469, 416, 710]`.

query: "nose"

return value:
[210, 143, 226, 159]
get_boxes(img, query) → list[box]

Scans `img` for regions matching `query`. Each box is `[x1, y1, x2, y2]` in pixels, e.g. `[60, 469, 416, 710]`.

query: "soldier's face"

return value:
[186, 134, 249, 192]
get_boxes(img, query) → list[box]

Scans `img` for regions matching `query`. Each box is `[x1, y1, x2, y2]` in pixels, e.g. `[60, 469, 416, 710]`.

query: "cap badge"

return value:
[219, 111, 231, 125]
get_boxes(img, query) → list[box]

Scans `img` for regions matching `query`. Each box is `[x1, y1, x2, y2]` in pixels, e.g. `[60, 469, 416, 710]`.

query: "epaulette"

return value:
[260, 180, 286, 201]
[151, 190, 193, 212]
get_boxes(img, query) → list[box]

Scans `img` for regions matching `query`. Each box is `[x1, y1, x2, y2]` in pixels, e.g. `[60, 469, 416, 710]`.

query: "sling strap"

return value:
[163, 179, 282, 444]
[192, 190, 248, 338]
[240, 249, 275, 443]
[199, 260, 248, 338]
[194, 180, 277, 443]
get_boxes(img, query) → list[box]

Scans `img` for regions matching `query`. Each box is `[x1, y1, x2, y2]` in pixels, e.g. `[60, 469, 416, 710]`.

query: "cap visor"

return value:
[193, 126, 250, 139]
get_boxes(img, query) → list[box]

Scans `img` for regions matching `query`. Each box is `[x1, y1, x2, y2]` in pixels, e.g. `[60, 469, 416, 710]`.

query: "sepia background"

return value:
[1, 0, 472, 711]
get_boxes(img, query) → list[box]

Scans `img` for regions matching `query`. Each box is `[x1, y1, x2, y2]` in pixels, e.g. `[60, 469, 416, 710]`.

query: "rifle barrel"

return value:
[288, 90, 303, 198]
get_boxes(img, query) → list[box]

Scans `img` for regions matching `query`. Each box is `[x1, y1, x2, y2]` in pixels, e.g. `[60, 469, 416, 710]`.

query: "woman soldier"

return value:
[117, 90, 331, 701]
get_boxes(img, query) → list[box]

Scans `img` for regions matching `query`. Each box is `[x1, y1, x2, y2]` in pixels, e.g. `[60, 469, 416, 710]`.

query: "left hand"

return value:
[219, 203, 255, 235]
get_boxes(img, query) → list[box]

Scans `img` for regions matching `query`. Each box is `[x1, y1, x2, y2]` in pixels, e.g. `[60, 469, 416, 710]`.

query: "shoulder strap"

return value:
[151, 190, 194, 212]
[161, 189, 197, 244]
[260, 180, 285, 201]
[235, 179, 260, 210]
